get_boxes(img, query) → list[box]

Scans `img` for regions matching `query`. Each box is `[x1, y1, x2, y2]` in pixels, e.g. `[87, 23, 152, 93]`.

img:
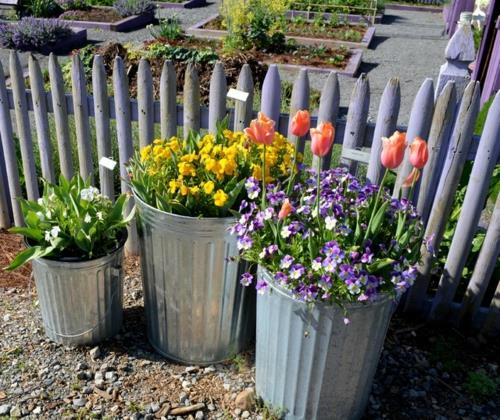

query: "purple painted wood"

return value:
[183, 63, 201, 138]
[156, 0, 206, 9]
[60, 8, 154, 32]
[404, 81, 481, 314]
[138, 59, 155, 148]
[287, 69, 309, 154]
[233, 64, 254, 132]
[393, 78, 434, 199]
[160, 60, 177, 139]
[208, 61, 227, 134]
[0, 150, 10, 228]
[260, 65, 281, 125]
[447, 0, 475, 35]
[480, 17, 500, 105]
[366, 78, 400, 185]
[430, 88, 498, 320]
[472, 0, 499, 84]
[341, 74, 370, 174]
[38, 28, 87, 54]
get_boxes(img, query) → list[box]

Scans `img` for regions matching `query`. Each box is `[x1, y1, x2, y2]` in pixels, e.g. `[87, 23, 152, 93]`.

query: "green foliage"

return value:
[7, 175, 133, 270]
[148, 16, 183, 41]
[474, 95, 494, 135]
[146, 42, 218, 64]
[19, 0, 60, 17]
[465, 370, 499, 399]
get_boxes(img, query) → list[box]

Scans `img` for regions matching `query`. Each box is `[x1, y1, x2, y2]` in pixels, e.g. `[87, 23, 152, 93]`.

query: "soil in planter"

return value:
[59, 6, 123, 23]
[204, 16, 366, 43]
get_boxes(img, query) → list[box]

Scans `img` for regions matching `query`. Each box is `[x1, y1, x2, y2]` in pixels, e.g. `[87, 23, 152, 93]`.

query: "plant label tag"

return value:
[227, 88, 249, 102]
[341, 148, 371, 164]
[99, 157, 117, 170]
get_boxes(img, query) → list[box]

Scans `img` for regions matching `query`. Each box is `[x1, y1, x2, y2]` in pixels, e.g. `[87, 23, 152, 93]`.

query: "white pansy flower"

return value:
[325, 216, 337, 230]
[84, 213, 91, 223]
[311, 259, 322, 271]
[280, 225, 292, 239]
[96, 212, 103, 221]
[50, 226, 61, 238]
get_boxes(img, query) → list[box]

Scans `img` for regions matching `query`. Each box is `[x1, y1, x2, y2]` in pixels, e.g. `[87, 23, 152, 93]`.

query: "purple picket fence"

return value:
[0, 52, 498, 333]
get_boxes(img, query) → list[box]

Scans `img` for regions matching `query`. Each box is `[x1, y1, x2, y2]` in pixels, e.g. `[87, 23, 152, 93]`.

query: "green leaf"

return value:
[8, 226, 43, 242]
[354, 208, 361, 242]
[367, 258, 395, 274]
[370, 201, 389, 236]
[6, 245, 55, 271]
[224, 178, 246, 211]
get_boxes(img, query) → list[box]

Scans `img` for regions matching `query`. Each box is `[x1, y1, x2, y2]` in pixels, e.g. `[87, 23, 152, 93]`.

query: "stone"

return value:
[182, 380, 191, 389]
[207, 403, 216, 411]
[95, 372, 103, 380]
[94, 379, 105, 389]
[235, 408, 242, 416]
[235, 388, 255, 411]
[195, 411, 204, 420]
[203, 366, 216, 374]
[0, 405, 11, 416]
[150, 402, 160, 413]
[179, 392, 189, 404]
[242, 411, 250, 419]
[100, 363, 111, 372]
[185, 366, 199, 374]
[32, 406, 42, 415]
[73, 397, 87, 408]
[89, 346, 101, 360]
[9, 405, 21, 418]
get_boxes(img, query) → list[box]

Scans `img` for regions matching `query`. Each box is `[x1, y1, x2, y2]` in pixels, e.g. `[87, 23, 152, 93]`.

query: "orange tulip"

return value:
[409, 137, 429, 169]
[380, 131, 406, 169]
[244, 112, 275, 146]
[402, 167, 421, 188]
[278, 199, 294, 219]
[310, 122, 335, 157]
[291, 110, 310, 137]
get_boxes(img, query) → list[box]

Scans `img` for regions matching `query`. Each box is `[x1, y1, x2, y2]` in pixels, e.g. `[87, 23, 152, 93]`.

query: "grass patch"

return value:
[464, 370, 499, 400]
[474, 95, 494, 136]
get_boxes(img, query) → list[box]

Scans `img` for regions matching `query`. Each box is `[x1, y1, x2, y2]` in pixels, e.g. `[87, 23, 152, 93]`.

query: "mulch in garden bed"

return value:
[59, 7, 123, 23]
[0, 231, 31, 288]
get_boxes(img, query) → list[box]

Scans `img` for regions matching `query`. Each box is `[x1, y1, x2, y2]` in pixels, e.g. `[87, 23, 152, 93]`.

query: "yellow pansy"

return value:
[213, 189, 228, 207]
[203, 181, 215, 194]
[180, 185, 189, 196]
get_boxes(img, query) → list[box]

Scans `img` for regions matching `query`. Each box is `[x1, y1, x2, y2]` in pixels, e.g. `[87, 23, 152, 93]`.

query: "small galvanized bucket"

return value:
[135, 195, 255, 365]
[31, 234, 126, 346]
[256, 267, 393, 420]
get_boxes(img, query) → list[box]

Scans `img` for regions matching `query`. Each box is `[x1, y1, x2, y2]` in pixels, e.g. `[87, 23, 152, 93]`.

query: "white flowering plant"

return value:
[7, 175, 134, 270]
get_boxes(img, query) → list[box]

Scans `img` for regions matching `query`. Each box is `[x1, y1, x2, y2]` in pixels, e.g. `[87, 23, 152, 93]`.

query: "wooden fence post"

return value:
[138, 59, 155, 148]
[260, 65, 281, 124]
[482, 267, 500, 335]
[113, 57, 138, 255]
[160, 60, 177, 139]
[48, 53, 73, 180]
[183, 64, 201, 138]
[341, 74, 370, 175]
[208, 62, 227, 134]
[29, 55, 55, 184]
[366, 78, 400, 185]
[233, 64, 254, 132]
[287, 69, 310, 154]
[393, 78, 434, 199]
[404, 81, 481, 314]
[430, 89, 499, 320]
[460, 192, 500, 326]
[10, 51, 39, 200]
[92, 55, 114, 201]
[436, 13, 475, 102]
[316, 72, 340, 170]
[0, 147, 10, 228]
[0, 62, 22, 226]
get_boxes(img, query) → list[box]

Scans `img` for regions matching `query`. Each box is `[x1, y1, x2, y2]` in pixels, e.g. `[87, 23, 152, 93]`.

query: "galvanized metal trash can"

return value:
[31, 237, 126, 346]
[135, 195, 255, 365]
[256, 267, 393, 420]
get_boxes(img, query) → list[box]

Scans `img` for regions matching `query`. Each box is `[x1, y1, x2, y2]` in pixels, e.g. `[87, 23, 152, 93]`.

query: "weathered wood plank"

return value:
[183, 63, 200, 138]
[71, 54, 93, 182]
[113, 57, 138, 255]
[430, 88, 498, 320]
[417, 81, 456, 224]
[315, 71, 340, 170]
[10, 51, 39, 200]
[404, 81, 481, 314]
[0, 145, 11, 228]
[208, 61, 227, 134]
[366, 78, 400, 185]
[28, 55, 55, 184]
[287, 69, 310, 154]
[460, 192, 500, 325]
[260, 64, 281, 124]
[393, 78, 434, 198]
[0, 62, 22, 225]
[482, 274, 500, 335]
[92, 55, 114, 201]
[138, 58, 154, 148]
[341, 74, 370, 174]
[160, 60, 177, 139]
[233, 64, 254, 131]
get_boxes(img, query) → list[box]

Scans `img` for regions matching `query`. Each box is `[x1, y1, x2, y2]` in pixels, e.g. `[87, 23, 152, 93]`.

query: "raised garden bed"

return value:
[187, 14, 375, 49]
[59, 6, 154, 31]
[287, 9, 383, 24]
[385, 2, 443, 13]
[155, 0, 206, 9]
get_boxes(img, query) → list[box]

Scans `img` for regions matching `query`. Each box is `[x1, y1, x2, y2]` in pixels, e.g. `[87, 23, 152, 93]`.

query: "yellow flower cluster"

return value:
[136, 129, 299, 216]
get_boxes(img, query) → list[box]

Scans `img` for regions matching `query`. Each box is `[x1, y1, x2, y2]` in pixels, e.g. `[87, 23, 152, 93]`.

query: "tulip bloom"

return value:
[310, 122, 335, 157]
[402, 168, 421, 188]
[409, 137, 429, 169]
[278, 199, 294, 219]
[291, 110, 310, 137]
[244, 112, 275, 146]
[380, 131, 406, 169]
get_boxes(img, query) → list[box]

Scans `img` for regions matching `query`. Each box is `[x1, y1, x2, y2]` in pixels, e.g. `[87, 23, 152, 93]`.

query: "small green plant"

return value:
[232, 353, 249, 372]
[464, 370, 499, 399]
[19, 0, 59, 18]
[149, 16, 183, 40]
[256, 398, 283, 420]
[146, 42, 218, 64]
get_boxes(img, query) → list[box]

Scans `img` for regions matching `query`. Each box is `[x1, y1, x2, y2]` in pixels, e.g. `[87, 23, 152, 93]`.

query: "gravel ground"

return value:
[1, 231, 499, 420]
[0, 5, 448, 124]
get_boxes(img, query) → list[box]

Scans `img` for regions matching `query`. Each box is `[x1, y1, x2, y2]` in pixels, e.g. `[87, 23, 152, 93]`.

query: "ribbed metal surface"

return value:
[32, 246, 124, 346]
[135, 195, 255, 365]
[256, 267, 393, 420]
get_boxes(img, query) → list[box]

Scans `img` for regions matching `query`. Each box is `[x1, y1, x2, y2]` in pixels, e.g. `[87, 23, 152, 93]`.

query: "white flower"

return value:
[46, 210, 52, 219]
[37, 198, 43, 205]
[44, 231, 51, 242]
[84, 213, 91, 223]
[259, 249, 266, 259]
[348, 283, 361, 295]
[280, 225, 292, 239]
[50, 226, 61, 238]
[325, 216, 337, 230]
[311, 260, 322, 271]
[80, 186, 100, 201]
[36, 211, 45, 221]
[263, 208, 274, 220]
[96, 211, 103, 221]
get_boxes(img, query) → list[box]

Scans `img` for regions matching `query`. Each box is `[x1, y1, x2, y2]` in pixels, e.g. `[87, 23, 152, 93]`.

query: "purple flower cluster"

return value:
[113, 0, 155, 17]
[233, 167, 425, 305]
[0, 18, 72, 51]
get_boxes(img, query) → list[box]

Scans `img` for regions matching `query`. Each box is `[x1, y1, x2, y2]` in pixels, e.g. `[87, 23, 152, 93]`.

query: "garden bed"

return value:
[155, 0, 206, 9]
[188, 14, 375, 49]
[287, 9, 383, 24]
[385, 2, 443, 13]
[59, 6, 154, 31]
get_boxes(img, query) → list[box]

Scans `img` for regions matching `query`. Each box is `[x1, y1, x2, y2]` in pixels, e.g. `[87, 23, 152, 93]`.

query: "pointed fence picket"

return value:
[0, 51, 498, 332]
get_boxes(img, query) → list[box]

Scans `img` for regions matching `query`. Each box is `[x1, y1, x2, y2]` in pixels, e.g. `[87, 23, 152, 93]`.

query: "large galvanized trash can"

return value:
[256, 267, 393, 420]
[135, 195, 255, 365]
[31, 239, 125, 346]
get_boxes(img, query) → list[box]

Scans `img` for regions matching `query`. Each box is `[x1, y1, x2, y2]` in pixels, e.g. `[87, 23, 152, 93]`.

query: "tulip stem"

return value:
[286, 144, 299, 196]
[316, 157, 322, 236]
[261, 145, 267, 210]
[364, 168, 388, 243]
[397, 169, 419, 241]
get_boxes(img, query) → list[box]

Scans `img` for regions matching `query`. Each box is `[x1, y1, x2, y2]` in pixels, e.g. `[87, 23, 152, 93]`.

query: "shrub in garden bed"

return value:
[290, 0, 383, 15]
